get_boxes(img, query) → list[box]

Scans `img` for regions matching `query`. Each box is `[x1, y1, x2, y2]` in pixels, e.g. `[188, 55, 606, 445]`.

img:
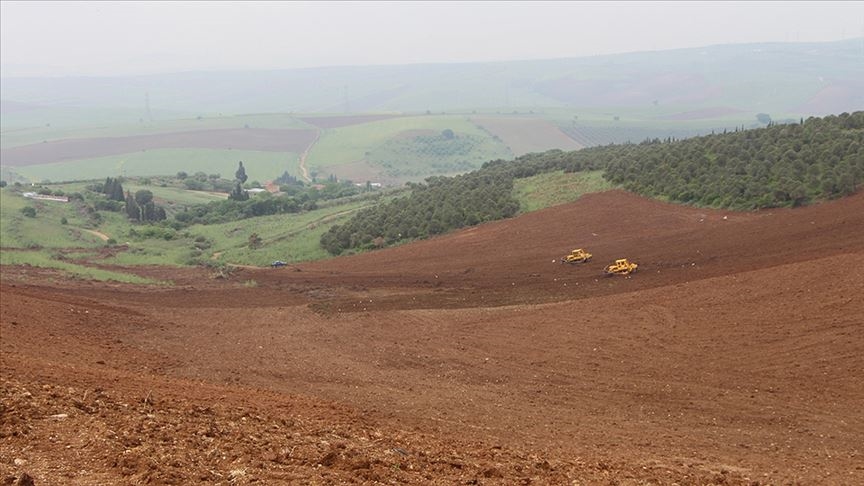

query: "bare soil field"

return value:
[471, 117, 583, 157]
[0, 128, 318, 167]
[2, 190, 863, 485]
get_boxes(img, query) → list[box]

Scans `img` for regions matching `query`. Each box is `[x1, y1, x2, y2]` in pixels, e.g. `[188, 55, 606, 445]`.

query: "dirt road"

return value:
[298, 129, 320, 183]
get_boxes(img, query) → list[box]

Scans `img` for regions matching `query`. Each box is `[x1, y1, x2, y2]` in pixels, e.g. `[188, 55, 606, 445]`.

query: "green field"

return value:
[513, 170, 614, 212]
[123, 183, 227, 207]
[307, 115, 512, 178]
[7, 148, 299, 184]
[368, 130, 512, 179]
[0, 250, 160, 284]
[89, 197, 378, 268]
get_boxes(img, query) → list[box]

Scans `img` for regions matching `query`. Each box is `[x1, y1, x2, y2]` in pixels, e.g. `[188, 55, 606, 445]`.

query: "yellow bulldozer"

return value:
[604, 258, 638, 276]
[562, 248, 593, 264]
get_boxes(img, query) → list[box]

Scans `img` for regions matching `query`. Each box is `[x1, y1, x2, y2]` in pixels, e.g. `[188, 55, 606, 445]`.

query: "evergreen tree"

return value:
[235, 161, 248, 184]
[102, 177, 125, 201]
[125, 191, 140, 221]
[229, 181, 249, 201]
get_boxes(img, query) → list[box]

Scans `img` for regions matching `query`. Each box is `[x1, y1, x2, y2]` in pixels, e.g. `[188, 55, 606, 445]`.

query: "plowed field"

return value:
[2, 190, 863, 485]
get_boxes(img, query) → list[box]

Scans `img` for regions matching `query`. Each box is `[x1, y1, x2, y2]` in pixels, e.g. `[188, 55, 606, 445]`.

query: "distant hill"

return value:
[2, 39, 862, 119]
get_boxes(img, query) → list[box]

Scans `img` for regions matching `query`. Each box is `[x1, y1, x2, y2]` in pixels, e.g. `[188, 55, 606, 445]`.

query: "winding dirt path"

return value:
[297, 129, 321, 183]
[77, 228, 110, 242]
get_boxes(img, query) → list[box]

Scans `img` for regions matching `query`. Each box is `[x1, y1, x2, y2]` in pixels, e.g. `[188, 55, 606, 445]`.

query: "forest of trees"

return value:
[101, 177, 125, 202]
[602, 112, 864, 208]
[171, 180, 374, 228]
[321, 111, 863, 255]
[124, 189, 167, 223]
[320, 169, 519, 254]
[173, 192, 308, 226]
[87, 177, 167, 222]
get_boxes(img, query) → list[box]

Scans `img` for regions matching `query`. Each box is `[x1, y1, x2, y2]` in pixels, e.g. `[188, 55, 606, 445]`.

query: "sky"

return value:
[2, 1, 863, 77]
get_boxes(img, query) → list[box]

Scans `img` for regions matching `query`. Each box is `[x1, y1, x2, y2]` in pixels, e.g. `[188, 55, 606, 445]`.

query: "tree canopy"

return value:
[235, 161, 248, 184]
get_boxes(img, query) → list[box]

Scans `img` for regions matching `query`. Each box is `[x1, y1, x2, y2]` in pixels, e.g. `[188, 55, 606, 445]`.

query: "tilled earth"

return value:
[2, 190, 863, 485]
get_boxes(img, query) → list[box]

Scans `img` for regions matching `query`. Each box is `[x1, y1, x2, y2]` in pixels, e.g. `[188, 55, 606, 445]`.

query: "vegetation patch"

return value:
[369, 129, 506, 178]
[603, 113, 864, 209]
[513, 170, 613, 212]
[306, 116, 511, 182]
[0, 250, 161, 284]
[0, 189, 105, 249]
[320, 168, 520, 255]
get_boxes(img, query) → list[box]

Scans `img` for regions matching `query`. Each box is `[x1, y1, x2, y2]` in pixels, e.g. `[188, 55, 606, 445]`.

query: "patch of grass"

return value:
[0, 190, 105, 248]
[0, 250, 163, 284]
[11, 148, 297, 183]
[307, 115, 511, 180]
[90, 194, 384, 268]
[513, 170, 614, 212]
[191, 199, 375, 267]
[123, 183, 227, 206]
[369, 130, 511, 179]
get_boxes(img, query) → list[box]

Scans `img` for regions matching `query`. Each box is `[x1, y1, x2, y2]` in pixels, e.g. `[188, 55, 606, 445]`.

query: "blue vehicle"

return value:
[271, 260, 287, 268]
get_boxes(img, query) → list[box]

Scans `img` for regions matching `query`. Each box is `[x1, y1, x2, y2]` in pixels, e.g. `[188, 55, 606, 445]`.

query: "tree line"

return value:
[602, 112, 863, 209]
[318, 150, 595, 255]
[320, 167, 520, 254]
[321, 111, 863, 255]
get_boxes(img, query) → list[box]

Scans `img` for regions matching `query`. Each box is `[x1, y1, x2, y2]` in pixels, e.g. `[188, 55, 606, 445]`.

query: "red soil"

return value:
[2, 190, 863, 484]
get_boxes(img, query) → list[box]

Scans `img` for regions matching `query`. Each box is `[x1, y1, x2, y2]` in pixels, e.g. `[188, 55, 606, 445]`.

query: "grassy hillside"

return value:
[306, 115, 512, 182]
[0, 175, 396, 280]
[0, 189, 104, 249]
[513, 170, 613, 212]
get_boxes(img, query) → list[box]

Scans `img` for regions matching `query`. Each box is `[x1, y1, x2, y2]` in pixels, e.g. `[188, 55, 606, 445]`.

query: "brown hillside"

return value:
[2, 190, 863, 485]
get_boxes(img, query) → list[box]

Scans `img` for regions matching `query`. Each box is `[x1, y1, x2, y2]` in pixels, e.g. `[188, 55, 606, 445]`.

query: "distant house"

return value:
[247, 188, 268, 195]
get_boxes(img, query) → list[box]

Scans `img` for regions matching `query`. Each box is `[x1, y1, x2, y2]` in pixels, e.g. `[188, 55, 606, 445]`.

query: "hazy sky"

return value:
[2, 1, 863, 77]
